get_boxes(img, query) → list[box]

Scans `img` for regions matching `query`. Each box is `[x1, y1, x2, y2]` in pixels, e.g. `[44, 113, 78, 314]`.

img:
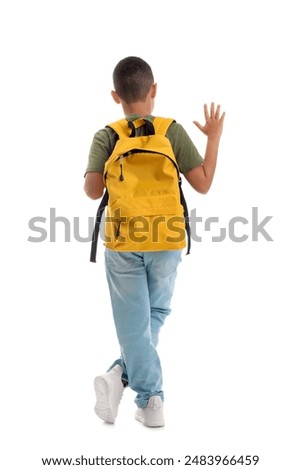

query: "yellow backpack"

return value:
[90, 117, 191, 261]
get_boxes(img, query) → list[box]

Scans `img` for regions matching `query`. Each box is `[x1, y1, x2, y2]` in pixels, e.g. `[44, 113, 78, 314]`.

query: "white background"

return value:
[0, 1, 300, 469]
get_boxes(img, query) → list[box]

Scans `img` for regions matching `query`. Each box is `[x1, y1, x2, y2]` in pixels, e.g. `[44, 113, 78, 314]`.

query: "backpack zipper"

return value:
[119, 155, 124, 181]
[115, 149, 180, 182]
[115, 221, 121, 238]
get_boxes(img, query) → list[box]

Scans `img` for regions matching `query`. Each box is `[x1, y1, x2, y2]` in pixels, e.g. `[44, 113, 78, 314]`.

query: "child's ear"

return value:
[150, 83, 157, 98]
[111, 90, 121, 104]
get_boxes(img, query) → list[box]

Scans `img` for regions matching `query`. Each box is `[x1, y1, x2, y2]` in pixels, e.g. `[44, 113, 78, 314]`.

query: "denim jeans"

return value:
[104, 249, 182, 408]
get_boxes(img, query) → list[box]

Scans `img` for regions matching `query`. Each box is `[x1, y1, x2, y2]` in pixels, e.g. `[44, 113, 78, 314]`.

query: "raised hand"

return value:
[193, 102, 225, 140]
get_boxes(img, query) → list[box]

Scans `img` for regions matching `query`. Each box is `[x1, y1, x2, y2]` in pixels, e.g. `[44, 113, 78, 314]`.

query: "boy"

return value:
[84, 56, 225, 427]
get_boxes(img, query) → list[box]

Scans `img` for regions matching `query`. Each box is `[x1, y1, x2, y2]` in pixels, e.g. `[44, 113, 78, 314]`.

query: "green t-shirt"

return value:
[85, 114, 204, 175]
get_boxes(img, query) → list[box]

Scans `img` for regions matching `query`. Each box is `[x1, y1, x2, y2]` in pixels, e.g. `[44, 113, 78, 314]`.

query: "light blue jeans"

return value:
[105, 249, 182, 408]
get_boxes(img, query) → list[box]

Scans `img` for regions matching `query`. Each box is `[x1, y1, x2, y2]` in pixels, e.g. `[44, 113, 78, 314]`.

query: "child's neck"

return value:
[122, 101, 153, 117]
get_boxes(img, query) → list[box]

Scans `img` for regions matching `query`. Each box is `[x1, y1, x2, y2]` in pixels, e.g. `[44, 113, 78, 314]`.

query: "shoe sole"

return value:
[94, 376, 115, 424]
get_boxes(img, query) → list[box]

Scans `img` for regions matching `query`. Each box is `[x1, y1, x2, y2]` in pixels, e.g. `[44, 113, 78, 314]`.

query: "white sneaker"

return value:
[135, 396, 165, 427]
[94, 365, 124, 424]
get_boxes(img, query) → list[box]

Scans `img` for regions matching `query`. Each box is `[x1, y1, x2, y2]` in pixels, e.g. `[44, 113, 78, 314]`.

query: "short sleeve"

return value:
[85, 128, 117, 176]
[166, 122, 204, 174]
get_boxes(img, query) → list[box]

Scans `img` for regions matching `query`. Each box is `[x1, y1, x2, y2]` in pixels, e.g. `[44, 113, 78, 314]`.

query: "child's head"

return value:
[112, 56, 154, 105]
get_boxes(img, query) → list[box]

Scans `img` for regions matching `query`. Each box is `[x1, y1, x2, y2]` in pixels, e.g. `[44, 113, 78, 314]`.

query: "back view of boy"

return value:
[84, 56, 225, 427]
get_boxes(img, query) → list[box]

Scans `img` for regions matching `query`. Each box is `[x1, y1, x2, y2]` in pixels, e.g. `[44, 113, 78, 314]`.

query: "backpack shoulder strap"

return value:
[90, 189, 109, 263]
[153, 117, 175, 136]
[106, 119, 129, 139]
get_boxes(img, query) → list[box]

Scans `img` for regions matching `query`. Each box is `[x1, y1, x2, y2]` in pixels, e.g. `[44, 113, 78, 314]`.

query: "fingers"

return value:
[210, 102, 221, 119]
[215, 104, 220, 119]
[206, 102, 224, 121]
[204, 104, 210, 122]
[194, 103, 225, 133]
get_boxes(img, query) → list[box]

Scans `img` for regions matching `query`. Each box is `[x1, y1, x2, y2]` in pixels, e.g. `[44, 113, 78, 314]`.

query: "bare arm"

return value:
[84, 172, 105, 200]
[184, 103, 225, 194]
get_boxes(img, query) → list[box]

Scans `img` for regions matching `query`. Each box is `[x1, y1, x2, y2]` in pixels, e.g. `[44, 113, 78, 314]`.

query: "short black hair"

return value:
[113, 56, 154, 104]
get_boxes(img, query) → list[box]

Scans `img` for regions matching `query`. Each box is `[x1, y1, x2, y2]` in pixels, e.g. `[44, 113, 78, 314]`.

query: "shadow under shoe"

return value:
[94, 365, 124, 424]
